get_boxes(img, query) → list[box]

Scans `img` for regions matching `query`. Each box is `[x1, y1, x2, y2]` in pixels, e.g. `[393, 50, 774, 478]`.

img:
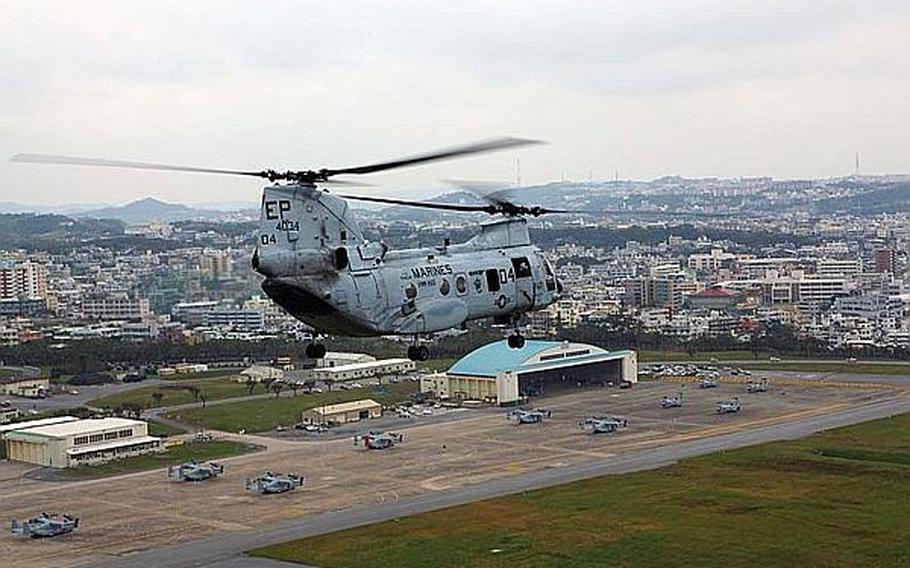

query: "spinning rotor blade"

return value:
[324, 137, 542, 176]
[342, 193, 593, 217]
[11, 137, 542, 185]
[10, 153, 266, 178]
[339, 194, 495, 213]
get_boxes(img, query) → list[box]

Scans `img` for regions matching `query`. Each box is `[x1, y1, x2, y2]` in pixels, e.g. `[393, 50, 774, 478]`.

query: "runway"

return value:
[82, 392, 910, 568]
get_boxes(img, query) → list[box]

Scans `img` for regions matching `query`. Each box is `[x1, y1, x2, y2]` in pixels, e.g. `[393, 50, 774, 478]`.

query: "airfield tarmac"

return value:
[1, 377, 909, 568]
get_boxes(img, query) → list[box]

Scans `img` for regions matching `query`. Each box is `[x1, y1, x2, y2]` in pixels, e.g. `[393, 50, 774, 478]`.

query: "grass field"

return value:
[636, 350, 798, 362]
[166, 382, 419, 433]
[736, 361, 910, 376]
[251, 413, 910, 568]
[90, 376, 253, 409]
[59, 440, 257, 481]
[147, 420, 187, 437]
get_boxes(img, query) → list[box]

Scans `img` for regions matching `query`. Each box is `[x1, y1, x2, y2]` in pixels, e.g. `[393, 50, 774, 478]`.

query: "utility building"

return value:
[0, 376, 50, 398]
[421, 340, 636, 405]
[1, 417, 161, 468]
[310, 358, 414, 384]
[301, 399, 382, 425]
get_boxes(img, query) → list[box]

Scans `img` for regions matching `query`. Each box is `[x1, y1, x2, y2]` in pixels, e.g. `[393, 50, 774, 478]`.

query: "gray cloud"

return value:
[1, 0, 908, 204]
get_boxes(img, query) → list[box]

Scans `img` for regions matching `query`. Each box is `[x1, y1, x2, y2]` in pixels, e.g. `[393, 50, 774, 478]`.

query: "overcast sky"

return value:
[2, 0, 909, 205]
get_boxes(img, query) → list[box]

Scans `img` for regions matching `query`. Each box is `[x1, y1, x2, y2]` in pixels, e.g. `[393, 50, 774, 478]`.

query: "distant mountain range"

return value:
[0, 197, 258, 223]
[75, 197, 215, 223]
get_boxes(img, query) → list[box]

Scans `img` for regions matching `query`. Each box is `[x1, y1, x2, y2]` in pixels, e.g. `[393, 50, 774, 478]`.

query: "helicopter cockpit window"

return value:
[511, 257, 532, 278]
[485, 269, 501, 292]
[439, 278, 450, 296]
[404, 282, 417, 300]
[455, 274, 468, 295]
[543, 258, 557, 292]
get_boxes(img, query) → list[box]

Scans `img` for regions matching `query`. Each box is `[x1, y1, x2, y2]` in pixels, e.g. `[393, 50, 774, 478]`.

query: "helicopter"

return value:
[245, 471, 305, 494]
[167, 460, 225, 482]
[716, 398, 741, 414]
[660, 390, 684, 408]
[11, 138, 576, 361]
[578, 416, 628, 434]
[746, 379, 769, 393]
[11, 513, 79, 538]
[354, 430, 404, 450]
[507, 408, 552, 424]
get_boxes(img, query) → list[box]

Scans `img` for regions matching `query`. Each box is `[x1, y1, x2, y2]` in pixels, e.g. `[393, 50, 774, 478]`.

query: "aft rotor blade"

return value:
[325, 137, 543, 177]
[10, 153, 267, 178]
[339, 194, 494, 213]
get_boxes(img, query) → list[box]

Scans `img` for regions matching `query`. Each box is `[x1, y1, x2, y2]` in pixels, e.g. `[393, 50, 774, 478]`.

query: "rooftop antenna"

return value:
[515, 156, 521, 187]
[855, 152, 860, 176]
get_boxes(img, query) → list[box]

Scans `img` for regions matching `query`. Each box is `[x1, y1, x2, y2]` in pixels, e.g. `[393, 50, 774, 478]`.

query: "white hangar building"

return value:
[421, 340, 637, 405]
[1, 417, 161, 468]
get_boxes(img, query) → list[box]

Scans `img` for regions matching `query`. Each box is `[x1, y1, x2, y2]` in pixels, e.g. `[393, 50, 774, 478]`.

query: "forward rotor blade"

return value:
[10, 153, 266, 178]
[325, 137, 543, 177]
[339, 194, 494, 213]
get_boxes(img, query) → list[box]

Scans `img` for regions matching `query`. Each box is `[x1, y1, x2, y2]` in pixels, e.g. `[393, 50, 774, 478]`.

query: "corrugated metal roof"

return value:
[0, 415, 79, 434]
[447, 340, 631, 378]
[5, 418, 145, 439]
[307, 399, 381, 415]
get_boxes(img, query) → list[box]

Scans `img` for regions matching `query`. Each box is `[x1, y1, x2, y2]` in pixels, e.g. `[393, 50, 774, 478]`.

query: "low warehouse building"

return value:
[311, 358, 414, 384]
[421, 339, 637, 405]
[239, 365, 285, 383]
[301, 399, 382, 425]
[2, 417, 161, 468]
[0, 375, 49, 398]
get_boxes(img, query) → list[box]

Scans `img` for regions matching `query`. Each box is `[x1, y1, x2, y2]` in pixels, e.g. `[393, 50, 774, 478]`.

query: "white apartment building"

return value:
[82, 296, 151, 321]
[0, 261, 48, 299]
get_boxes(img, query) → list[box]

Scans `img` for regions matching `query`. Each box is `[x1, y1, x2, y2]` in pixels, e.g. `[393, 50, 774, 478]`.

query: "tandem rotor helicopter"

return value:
[13, 138, 595, 361]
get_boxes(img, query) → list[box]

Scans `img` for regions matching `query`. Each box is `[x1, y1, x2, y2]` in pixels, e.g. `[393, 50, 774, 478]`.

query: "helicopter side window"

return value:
[455, 274, 468, 295]
[439, 278, 450, 296]
[485, 269, 501, 292]
[404, 282, 417, 300]
[511, 257, 532, 278]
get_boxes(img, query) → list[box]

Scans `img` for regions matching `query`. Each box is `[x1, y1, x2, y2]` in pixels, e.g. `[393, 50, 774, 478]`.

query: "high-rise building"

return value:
[874, 248, 895, 273]
[0, 262, 48, 300]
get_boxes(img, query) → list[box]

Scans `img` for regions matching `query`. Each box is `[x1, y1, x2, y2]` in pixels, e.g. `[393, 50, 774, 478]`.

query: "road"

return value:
[85, 392, 910, 568]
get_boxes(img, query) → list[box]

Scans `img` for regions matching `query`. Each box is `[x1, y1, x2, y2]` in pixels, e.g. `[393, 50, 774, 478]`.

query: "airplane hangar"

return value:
[420, 340, 637, 405]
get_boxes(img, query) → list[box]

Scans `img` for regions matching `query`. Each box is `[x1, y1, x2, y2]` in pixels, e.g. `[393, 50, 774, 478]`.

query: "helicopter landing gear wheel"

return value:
[507, 333, 526, 349]
[407, 345, 429, 362]
[306, 342, 327, 359]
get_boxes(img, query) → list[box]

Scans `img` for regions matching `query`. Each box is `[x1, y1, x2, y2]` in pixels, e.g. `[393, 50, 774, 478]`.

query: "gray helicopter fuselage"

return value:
[253, 184, 561, 337]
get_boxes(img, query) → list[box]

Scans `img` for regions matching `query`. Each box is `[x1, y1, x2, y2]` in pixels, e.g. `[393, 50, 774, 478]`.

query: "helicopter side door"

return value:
[510, 255, 535, 311]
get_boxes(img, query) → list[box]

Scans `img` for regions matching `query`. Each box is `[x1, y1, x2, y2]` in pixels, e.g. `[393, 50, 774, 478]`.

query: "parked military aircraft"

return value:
[699, 378, 719, 389]
[579, 416, 628, 434]
[507, 408, 552, 424]
[245, 471, 305, 494]
[660, 391, 684, 408]
[12, 138, 582, 361]
[716, 398, 741, 414]
[167, 460, 225, 482]
[746, 379, 769, 393]
[354, 430, 404, 450]
[11, 513, 79, 538]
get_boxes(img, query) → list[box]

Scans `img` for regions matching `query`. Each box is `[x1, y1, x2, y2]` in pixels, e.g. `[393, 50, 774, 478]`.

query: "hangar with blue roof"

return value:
[421, 340, 636, 405]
